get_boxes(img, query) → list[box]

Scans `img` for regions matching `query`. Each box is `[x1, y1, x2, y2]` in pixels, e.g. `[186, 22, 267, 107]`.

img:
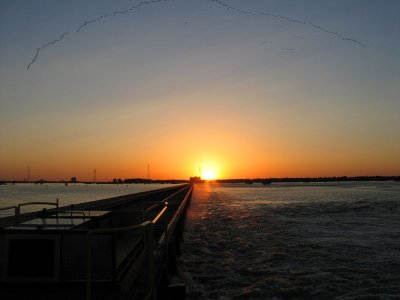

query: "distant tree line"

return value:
[121, 178, 187, 184]
[1, 176, 399, 185]
[215, 176, 400, 184]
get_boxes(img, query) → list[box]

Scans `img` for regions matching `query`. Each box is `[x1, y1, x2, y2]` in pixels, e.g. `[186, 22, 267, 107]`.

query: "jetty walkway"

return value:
[0, 183, 193, 299]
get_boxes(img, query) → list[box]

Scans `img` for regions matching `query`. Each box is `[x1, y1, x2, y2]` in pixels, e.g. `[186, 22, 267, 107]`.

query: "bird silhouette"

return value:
[27, 0, 365, 70]
[27, 32, 69, 69]
[259, 40, 272, 46]
[76, 0, 170, 33]
[208, 0, 364, 47]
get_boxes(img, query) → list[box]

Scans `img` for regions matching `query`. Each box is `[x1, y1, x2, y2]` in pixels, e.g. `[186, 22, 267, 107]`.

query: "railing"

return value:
[168, 185, 192, 234]
[0, 206, 18, 217]
[141, 184, 191, 231]
[65, 210, 87, 219]
[157, 184, 193, 246]
[0, 199, 61, 227]
[17, 199, 59, 217]
[0, 198, 61, 218]
[144, 201, 168, 223]
[86, 200, 170, 300]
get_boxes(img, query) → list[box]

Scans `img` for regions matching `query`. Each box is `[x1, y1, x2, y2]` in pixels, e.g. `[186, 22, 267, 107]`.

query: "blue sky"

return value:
[0, 0, 399, 180]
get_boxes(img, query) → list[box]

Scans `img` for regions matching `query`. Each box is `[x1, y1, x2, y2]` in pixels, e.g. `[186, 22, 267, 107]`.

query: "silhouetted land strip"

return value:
[214, 176, 400, 184]
[1, 176, 399, 186]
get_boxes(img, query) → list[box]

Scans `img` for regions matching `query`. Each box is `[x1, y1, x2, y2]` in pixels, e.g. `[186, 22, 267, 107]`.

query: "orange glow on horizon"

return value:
[1, 112, 399, 181]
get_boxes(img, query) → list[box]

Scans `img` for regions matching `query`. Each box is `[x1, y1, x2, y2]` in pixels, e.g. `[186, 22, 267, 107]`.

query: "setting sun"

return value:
[201, 164, 219, 180]
[202, 169, 216, 180]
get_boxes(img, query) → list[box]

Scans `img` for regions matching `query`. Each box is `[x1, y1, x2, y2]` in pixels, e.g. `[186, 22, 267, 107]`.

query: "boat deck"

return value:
[0, 184, 193, 299]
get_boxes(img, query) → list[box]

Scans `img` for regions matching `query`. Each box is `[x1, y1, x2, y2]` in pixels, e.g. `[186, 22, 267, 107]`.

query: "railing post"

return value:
[86, 234, 92, 300]
[145, 222, 155, 299]
[56, 198, 59, 216]
[16, 205, 20, 223]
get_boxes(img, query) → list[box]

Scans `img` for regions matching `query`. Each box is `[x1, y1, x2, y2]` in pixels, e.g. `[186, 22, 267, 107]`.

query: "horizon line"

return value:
[1, 175, 399, 184]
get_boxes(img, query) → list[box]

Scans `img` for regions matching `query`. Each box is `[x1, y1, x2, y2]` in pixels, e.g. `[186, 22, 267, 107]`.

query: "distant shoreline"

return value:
[1, 176, 399, 185]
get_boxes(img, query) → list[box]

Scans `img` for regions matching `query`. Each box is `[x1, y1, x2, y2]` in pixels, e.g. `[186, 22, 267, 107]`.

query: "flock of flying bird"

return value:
[27, 0, 365, 70]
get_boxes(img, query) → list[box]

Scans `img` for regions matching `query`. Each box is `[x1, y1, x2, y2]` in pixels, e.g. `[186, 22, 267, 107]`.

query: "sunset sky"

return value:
[0, 0, 399, 181]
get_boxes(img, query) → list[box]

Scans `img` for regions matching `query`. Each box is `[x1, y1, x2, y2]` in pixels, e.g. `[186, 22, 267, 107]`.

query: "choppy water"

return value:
[0, 183, 176, 217]
[179, 182, 400, 300]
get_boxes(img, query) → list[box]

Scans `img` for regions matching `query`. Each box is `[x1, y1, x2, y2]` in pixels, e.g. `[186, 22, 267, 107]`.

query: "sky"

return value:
[0, 0, 399, 181]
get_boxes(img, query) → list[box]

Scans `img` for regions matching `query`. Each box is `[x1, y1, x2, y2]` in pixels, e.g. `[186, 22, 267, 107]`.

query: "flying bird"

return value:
[27, 0, 365, 70]
[208, 0, 365, 47]
[27, 32, 69, 69]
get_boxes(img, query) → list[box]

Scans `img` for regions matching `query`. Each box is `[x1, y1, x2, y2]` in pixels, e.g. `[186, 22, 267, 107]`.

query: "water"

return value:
[180, 182, 400, 300]
[1, 181, 399, 298]
[0, 183, 177, 217]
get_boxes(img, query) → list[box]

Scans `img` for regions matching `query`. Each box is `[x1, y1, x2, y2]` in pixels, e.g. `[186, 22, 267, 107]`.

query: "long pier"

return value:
[0, 184, 193, 299]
